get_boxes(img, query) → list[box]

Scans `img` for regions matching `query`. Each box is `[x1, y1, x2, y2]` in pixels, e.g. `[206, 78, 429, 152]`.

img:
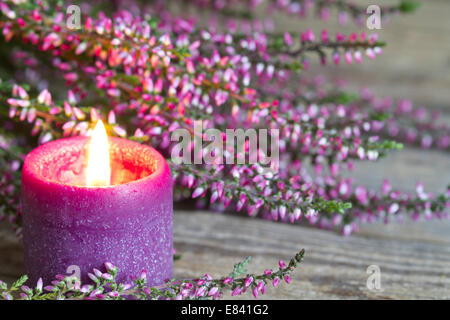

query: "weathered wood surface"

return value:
[0, 146, 449, 299]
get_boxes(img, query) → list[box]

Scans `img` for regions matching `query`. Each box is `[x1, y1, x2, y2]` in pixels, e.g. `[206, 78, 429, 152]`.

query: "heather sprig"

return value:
[0, 249, 305, 300]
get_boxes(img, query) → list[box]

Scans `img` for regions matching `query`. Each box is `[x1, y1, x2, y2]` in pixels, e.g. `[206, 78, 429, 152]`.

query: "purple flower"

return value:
[244, 276, 253, 288]
[272, 277, 280, 287]
[284, 275, 292, 284]
[231, 287, 242, 296]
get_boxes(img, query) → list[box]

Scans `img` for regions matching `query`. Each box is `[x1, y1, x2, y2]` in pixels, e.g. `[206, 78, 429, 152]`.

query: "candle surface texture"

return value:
[22, 136, 173, 286]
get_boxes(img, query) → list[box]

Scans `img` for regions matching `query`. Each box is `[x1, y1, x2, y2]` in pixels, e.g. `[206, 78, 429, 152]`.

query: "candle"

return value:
[21, 121, 173, 286]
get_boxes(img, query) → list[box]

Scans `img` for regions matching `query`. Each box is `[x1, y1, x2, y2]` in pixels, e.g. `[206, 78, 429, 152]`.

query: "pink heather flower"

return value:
[101, 273, 113, 281]
[64, 72, 78, 82]
[367, 150, 379, 161]
[338, 11, 348, 25]
[44, 285, 55, 292]
[197, 279, 205, 286]
[382, 179, 392, 195]
[261, 284, 267, 295]
[284, 275, 292, 284]
[196, 286, 206, 297]
[279, 206, 286, 220]
[342, 224, 352, 237]
[192, 187, 205, 198]
[39, 132, 53, 144]
[321, 29, 328, 43]
[80, 285, 91, 293]
[93, 268, 102, 278]
[204, 273, 213, 281]
[354, 51, 362, 64]
[73, 107, 85, 120]
[257, 281, 265, 292]
[140, 269, 147, 281]
[273, 277, 280, 287]
[108, 110, 116, 124]
[180, 288, 191, 297]
[113, 126, 126, 137]
[122, 283, 133, 291]
[10, 160, 20, 171]
[284, 32, 293, 46]
[21, 285, 31, 293]
[87, 273, 98, 283]
[2, 293, 13, 300]
[187, 175, 195, 188]
[104, 262, 115, 272]
[388, 203, 399, 215]
[264, 269, 272, 276]
[13, 84, 28, 99]
[9, 106, 16, 118]
[357, 147, 365, 160]
[208, 287, 219, 296]
[366, 48, 376, 59]
[293, 208, 302, 220]
[332, 52, 340, 65]
[279, 260, 286, 269]
[89, 289, 102, 297]
[306, 208, 316, 219]
[344, 51, 353, 64]
[49, 107, 60, 115]
[134, 128, 144, 138]
[305, 28, 315, 42]
[7, 98, 30, 107]
[72, 281, 81, 291]
[75, 42, 87, 55]
[107, 88, 120, 97]
[355, 186, 368, 205]
[271, 208, 278, 221]
[336, 32, 346, 42]
[63, 101, 72, 117]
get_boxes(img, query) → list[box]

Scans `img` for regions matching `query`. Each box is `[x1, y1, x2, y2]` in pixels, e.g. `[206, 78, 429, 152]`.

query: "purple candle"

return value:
[21, 121, 173, 286]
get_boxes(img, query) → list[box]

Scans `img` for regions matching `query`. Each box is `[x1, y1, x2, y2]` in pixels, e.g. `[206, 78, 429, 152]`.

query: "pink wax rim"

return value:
[23, 136, 167, 188]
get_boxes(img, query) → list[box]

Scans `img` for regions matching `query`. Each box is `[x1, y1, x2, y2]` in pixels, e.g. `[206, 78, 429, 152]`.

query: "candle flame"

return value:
[86, 120, 111, 186]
